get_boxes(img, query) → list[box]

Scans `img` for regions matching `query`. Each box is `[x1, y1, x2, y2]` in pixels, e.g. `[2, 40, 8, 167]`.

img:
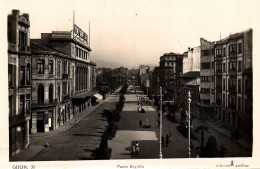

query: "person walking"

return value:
[162, 136, 165, 147]
[168, 132, 172, 143]
[166, 134, 169, 147]
[139, 120, 143, 128]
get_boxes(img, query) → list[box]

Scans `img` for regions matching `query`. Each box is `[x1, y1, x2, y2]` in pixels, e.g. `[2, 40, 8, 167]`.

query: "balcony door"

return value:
[38, 84, 44, 104]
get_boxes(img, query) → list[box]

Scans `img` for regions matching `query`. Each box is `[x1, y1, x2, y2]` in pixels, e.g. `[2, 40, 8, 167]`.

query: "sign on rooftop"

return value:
[73, 24, 88, 45]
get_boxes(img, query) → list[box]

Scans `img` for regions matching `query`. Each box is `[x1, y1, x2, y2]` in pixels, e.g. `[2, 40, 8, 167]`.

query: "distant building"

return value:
[200, 38, 215, 119]
[180, 71, 200, 118]
[139, 65, 149, 76]
[159, 52, 183, 100]
[8, 10, 31, 157]
[183, 47, 200, 74]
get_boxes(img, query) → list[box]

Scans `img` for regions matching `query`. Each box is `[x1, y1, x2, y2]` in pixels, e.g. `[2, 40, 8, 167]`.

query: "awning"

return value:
[72, 91, 98, 99]
[93, 93, 103, 100]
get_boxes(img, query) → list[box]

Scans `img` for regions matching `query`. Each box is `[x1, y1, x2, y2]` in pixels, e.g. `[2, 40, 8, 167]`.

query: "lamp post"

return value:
[159, 86, 163, 159]
[187, 91, 191, 158]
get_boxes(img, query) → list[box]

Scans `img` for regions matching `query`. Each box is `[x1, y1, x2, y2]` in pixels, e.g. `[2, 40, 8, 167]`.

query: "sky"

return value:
[2, 0, 258, 68]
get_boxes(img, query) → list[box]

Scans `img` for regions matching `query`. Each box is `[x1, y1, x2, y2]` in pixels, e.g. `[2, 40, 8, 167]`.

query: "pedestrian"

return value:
[87, 100, 90, 108]
[168, 132, 172, 143]
[166, 134, 169, 147]
[132, 142, 136, 155]
[190, 141, 194, 155]
[139, 120, 143, 128]
[135, 141, 139, 154]
[162, 136, 165, 146]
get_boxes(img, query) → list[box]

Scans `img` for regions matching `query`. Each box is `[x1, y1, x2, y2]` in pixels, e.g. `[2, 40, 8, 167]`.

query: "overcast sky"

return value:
[3, 0, 257, 68]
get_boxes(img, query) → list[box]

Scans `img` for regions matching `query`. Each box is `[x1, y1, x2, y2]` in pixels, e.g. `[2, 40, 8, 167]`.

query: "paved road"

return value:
[109, 86, 200, 159]
[29, 92, 119, 161]
[109, 86, 250, 159]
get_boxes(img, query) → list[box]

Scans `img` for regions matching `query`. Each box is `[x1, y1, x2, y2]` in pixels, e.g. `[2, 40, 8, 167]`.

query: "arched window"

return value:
[26, 63, 30, 85]
[38, 84, 44, 104]
[49, 60, 53, 74]
[49, 84, 53, 103]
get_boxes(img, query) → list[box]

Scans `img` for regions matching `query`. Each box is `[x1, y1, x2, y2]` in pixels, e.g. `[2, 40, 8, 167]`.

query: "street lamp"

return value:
[159, 86, 163, 159]
[187, 91, 191, 158]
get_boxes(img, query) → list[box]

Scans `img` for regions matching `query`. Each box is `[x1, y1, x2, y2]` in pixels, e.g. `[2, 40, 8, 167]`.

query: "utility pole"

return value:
[187, 91, 191, 158]
[159, 87, 163, 159]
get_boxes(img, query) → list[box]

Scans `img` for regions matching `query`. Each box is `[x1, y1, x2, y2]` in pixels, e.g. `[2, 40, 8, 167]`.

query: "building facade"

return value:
[159, 52, 183, 100]
[183, 46, 201, 74]
[214, 29, 252, 141]
[30, 27, 96, 134]
[8, 10, 31, 157]
[200, 38, 215, 120]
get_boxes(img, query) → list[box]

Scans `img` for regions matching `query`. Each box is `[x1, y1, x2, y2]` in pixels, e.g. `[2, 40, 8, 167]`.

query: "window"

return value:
[238, 96, 241, 111]
[229, 78, 236, 91]
[212, 49, 215, 56]
[49, 60, 53, 74]
[201, 76, 210, 82]
[238, 43, 242, 54]
[238, 61, 241, 72]
[68, 84, 70, 97]
[49, 84, 53, 103]
[68, 63, 70, 76]
[58, 85, 61, 102]
[216, 92, 222, 105]
[9, 96, 13, 116]
[19, 31, 27, 51]
[57, 63, 61, 75]
[212, 62, 214, 69]
[216, 49, 222, 57]
[38, 84, 44, 104]
[201, 63, 210, 69]
[216, 76, 222, 86]
[37, 59, 45, 74]
[212, 76, 214, 82]
[229, 44, 237, 55]
[63, 61, 67, 74]
[228, 95, 236, 109]
[201, 88, 210, 94]
[8, 65, 13, 87]
[20, 66, 25, 86]
[211, 89, 214, 95]
[223, 79, 226, 90]
[20, 95, 25, 114]
[223, 93, 226, 106]
[223, 63, 226, 72]
[223, 48, 226, 57]
[229, 62, 236, 71]
[238, 79, 241, 93]
[201, 50, 210, 57]
[216, 63, 222, 72]
[26, 94, 30, 115]
[26, 63, 30, 85]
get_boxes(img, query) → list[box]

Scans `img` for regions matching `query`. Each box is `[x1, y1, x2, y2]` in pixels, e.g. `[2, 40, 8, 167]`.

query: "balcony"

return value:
[62, 95, 70, 103]
[31, 99, 58, 108]
[9, 113, 30, 127]
[62, 74, 69, 79]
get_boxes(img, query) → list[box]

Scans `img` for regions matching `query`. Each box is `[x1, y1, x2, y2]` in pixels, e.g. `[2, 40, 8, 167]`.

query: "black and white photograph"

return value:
[1, 0, 260, 168]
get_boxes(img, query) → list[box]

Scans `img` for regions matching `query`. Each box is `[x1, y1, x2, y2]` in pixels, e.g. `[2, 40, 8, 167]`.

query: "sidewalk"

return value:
[10, 87, 122, 161]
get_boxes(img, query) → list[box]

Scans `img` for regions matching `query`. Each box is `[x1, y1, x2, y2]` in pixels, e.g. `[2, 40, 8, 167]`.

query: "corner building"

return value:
[30, 26, 96, 134]
[8, 10, 31, 157]
[214, 29, 252, 141]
